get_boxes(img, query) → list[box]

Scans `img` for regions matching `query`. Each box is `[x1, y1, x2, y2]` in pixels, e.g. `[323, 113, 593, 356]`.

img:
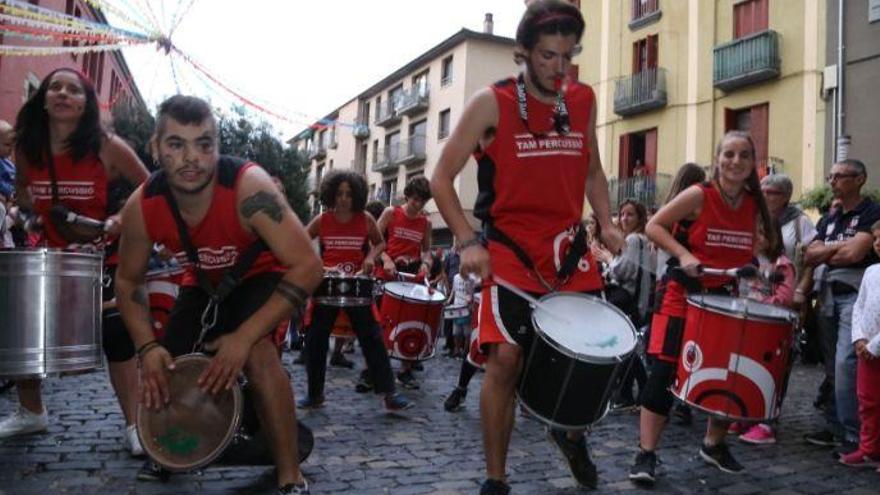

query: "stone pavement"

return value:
[0, 349, 878, 495]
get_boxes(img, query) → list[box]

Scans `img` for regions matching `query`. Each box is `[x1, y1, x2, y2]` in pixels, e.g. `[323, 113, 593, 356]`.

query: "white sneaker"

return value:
[124, 424, 144, 457]
[0, 406, 48, 438]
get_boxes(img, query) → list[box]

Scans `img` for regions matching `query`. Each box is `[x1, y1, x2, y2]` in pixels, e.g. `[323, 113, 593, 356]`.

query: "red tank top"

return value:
[474, 78, 602, 294]
[27, 152, 108, 249]
[140, 157, 282, 287]
[385, 205, 427, 263]
[319, 211, 368, 274]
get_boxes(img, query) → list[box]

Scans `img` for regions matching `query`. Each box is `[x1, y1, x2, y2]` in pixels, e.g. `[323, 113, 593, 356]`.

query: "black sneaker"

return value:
[396, 370, 420, 390]
[804, 429, 841, 447]
[672, 403, 692, 425]
[277, 477, 309, 494]
[611, 396, 638, 412]
[444, 387, 467, 412]
[699, 442, 744, 474]
[480, 478, 511, 495]
[832, 441, 859, 460]
[136, 460, 170, 482]
[296, 395, 325, 409]
[355, 370, 373, 393]
[629, 449, 658, 485]
[384, 392, 414, 412]
[548, 429, 598, 489]
[329, 354, 354, 369]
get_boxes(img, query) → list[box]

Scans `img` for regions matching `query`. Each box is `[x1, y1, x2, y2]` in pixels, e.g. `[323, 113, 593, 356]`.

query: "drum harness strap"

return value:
[484, 221, 588, 292]
[162, 183, 267, 352]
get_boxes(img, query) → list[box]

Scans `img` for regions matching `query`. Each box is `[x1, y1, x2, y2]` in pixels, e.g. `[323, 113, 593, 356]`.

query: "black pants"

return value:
[305, 304, 394, 398]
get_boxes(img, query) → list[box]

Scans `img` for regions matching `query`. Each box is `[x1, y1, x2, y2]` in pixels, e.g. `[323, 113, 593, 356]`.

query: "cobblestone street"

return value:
[1, 349, 878, 494]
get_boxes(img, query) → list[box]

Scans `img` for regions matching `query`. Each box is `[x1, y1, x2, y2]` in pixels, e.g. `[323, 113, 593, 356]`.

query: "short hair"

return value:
[516, 0, 585, 55]
[319, 170, 368, 211]
[155, 95, 215, 138]
[365, 199, 387, 220]
[403, 175, 431, 201]
[836, 158, 867, 177]
[761, 173, 794, 199]
[619, 198, 648, 234]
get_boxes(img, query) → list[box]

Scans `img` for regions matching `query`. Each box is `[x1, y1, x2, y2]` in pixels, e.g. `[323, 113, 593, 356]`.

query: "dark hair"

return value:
[665, 162, 707, 204]
[871, 219, 880, 232]
[712, 130, 777, 264]
[155, 95, 215, 138]
[403, 175, 431, 201]
[516, 0, 585, 61]
[760, 216, 785, 261]
[319, 170, 367, 211]
[836, 158, 867, 178]
[15, 68, 104, 167]
[619, 198, 648, 234]
[365, 199, 387, 220]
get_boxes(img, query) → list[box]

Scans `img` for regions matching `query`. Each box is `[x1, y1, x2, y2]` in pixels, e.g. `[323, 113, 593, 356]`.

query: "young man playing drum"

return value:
[297, 169, 411, 411]
[373, 175, 434, 389]
[114, 95, 322, 495]
[431, 2, 623, 492]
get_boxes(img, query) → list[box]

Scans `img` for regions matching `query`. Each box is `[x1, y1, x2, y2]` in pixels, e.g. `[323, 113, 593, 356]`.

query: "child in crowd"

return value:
[448, 272, 476, 357]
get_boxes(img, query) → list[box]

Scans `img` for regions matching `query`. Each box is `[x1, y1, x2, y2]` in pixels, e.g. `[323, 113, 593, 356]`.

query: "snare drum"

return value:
[443, 304, 470, 320]
[672, 295, 797, 421]
[518, 293, 636, 430]
[380, 282, 446, 361]
[314, 274, 374, 306]
[138, 354, 314, 471]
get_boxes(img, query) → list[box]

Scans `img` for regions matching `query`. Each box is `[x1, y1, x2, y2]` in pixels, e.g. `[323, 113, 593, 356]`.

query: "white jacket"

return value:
[852, 264, 880, 357]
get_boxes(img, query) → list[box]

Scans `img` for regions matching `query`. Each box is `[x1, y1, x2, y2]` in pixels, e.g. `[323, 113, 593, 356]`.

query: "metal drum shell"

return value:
[0, 249, 103, 378]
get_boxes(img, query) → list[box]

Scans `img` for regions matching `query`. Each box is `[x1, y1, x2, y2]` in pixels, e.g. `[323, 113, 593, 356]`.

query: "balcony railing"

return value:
[375, 100, 402, 128]
[308, 145, 326, 161]
[397, 85, 430, 117]
[614, 67, 667, 117]
[713, 29, 781, 92]
[389, 136, 427, 166]
[352, 118, 370, 139]
[372, 148, 398, 173]
[608, 173, 672, 211]
[629, 0, 661, 30]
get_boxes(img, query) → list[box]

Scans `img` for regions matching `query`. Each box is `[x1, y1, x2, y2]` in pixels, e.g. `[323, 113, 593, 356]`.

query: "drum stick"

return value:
[63, 211, 108, 231]
[491, 275, 572, 326]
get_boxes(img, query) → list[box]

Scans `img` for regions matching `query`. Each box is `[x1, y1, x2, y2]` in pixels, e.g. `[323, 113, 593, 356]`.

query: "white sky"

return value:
[114, 1, 526, 139]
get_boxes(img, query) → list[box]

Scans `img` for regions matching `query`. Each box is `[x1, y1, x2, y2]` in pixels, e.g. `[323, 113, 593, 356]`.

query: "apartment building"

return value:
[289, 22, 518, 246]
[578, 0, 827, 209]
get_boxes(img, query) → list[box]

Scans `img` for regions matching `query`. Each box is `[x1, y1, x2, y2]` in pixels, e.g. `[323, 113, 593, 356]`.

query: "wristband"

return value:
[456, 237, 483, 251]
[137, 340, 161, 358]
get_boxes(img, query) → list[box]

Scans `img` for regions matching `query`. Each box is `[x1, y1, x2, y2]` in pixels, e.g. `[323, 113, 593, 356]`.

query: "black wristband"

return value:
[136, 340, 160, 358]
[275, 280, 309, 308]
[456, 237, 483, 251]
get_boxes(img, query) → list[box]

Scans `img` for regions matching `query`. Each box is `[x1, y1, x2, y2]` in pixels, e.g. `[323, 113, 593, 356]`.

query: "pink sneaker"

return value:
[839, 450, 880, 468]
[739, 423, 776, 445]
[727, 421, 747, 435]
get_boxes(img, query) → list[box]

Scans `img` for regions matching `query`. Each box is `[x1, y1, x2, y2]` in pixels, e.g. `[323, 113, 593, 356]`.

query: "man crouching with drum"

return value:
[114, 95, 322, 495]
[431, 2, 623, 493]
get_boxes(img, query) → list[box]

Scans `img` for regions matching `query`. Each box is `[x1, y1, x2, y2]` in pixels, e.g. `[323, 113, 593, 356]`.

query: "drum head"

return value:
[688, 294, 796, 323]
[383, 281, 446, 303]
[532, 293, 636, 362]
[137, 354, 242, 472]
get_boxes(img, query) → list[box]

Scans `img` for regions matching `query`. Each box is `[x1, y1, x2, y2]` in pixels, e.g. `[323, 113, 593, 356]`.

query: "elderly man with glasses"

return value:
[803, 159, 880, 458]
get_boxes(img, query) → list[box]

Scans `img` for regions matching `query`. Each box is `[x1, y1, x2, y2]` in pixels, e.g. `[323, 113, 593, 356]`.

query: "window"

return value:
[409, 120, 427, 155]
[96, 52, 105, 93]
[632, 35, 658, 73]
[631, 0, 659, 21]
[389, 85, 404, 112]
[734, 0, 768, 39]
[441, 55, 454, 87]
[380, 178, 398, 204]
[618, 128, 658, 206]
[375, 96, 382, 122]
[316, 163, 325, 189]
[385, 131, 401, 161]
[725, 103, 769, 176]
[361, 101, 370, 125]
[413, 71, 429, 96]
[438, 109, 451, 139]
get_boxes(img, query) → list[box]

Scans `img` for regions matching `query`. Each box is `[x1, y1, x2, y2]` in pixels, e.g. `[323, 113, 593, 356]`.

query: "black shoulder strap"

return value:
[485, 221, 587, 290]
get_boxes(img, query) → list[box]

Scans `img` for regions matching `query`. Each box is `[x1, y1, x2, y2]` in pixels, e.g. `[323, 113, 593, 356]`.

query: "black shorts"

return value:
[102, 265, 135, 362]
[162, 272, 282, 358]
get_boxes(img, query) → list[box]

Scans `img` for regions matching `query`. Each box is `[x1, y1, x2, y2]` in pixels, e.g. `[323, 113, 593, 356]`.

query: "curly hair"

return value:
[403, 175, 431, 202]
[619, 198, 648, 234]
[515, 0, 585, 63]
[15, 68, 104, 168]
[365, 199, 387, 220]
[319, 170, 368, 211]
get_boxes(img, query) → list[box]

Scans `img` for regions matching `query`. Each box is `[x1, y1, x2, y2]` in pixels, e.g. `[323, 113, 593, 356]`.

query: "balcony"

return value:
[390, 136, 427, 167]
[308, 145, 326, 161]
[375, 100, 401, 128]
[306, 172, 318, 195]
[397, 85, 430, 117]
[352, 119, 370, 139]
[614, 68, 667, 117]
[372, 148, 398, 174]
[713, 30, 781, 92]
[629, 0, 661, 30]
[608, 173, 672, 211]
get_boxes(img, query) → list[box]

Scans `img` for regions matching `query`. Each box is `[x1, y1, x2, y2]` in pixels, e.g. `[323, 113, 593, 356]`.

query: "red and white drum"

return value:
[144, 265, 183, 342]
[466, 298, 486, 369]
[379, 281, 445, 361]
[672, 294, 797, 421]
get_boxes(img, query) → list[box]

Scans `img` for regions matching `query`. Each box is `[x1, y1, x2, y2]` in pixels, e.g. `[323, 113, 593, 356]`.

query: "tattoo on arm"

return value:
[241, 191, 284, 223]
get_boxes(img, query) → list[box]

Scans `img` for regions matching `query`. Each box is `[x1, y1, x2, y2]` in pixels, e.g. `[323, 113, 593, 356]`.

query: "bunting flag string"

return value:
[131, 0, 163, 35]
[0, 40, 150, 57]
[80, 0, 156, 36]
[104, 0, 158, 33]
[1, 0, 152, 41]
[168, 0, 196, 36]
[0, 20, 131, 43]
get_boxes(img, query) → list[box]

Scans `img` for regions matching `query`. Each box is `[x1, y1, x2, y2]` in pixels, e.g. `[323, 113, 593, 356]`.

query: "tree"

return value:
[111, 103, 156, 170]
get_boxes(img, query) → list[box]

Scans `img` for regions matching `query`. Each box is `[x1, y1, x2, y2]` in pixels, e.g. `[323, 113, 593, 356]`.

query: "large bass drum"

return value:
[0, 249, 103, 377]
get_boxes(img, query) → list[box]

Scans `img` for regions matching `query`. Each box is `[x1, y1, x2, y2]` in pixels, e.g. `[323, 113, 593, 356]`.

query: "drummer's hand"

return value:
[460, 244, 491, 280]
[141, 346, 175, 410]
[200, 333, 251, 395]
[383, 259, 397, 277]
[855, 339, 871, 360]
[104, 214, 121, 235]
[361, 259, 375, 275]
[600, 225, 625, 255]
[678, 252, 702, 278]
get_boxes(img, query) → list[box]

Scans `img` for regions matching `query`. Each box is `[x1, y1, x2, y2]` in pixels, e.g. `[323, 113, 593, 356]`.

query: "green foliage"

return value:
[110, 104, 156, 170]
[799, 183, 880, 214]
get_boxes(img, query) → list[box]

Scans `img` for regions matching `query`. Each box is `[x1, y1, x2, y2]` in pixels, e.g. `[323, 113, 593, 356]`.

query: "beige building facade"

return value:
[289, 27, 518, 245]
[578, 0, 827, 208]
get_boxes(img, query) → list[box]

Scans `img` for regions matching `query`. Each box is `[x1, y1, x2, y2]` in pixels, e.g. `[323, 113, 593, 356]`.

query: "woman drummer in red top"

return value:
[629, 131, 778, 485]
[297, 170, 410, 411]
[1, 69, 149, 449]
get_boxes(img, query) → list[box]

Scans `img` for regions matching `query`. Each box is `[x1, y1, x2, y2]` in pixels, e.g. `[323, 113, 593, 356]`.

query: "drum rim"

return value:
[515, 392, 609, 431]
[669, 393, 778, 422]
[0, 247, 103, 260]
[136, 353, 243, 472]
[382, 282, 446, 304]
[531, 292, 637, 364]
[321, 273, 374, 281]
[686, 295, 798, 325]
[313, 295, 374, 306]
